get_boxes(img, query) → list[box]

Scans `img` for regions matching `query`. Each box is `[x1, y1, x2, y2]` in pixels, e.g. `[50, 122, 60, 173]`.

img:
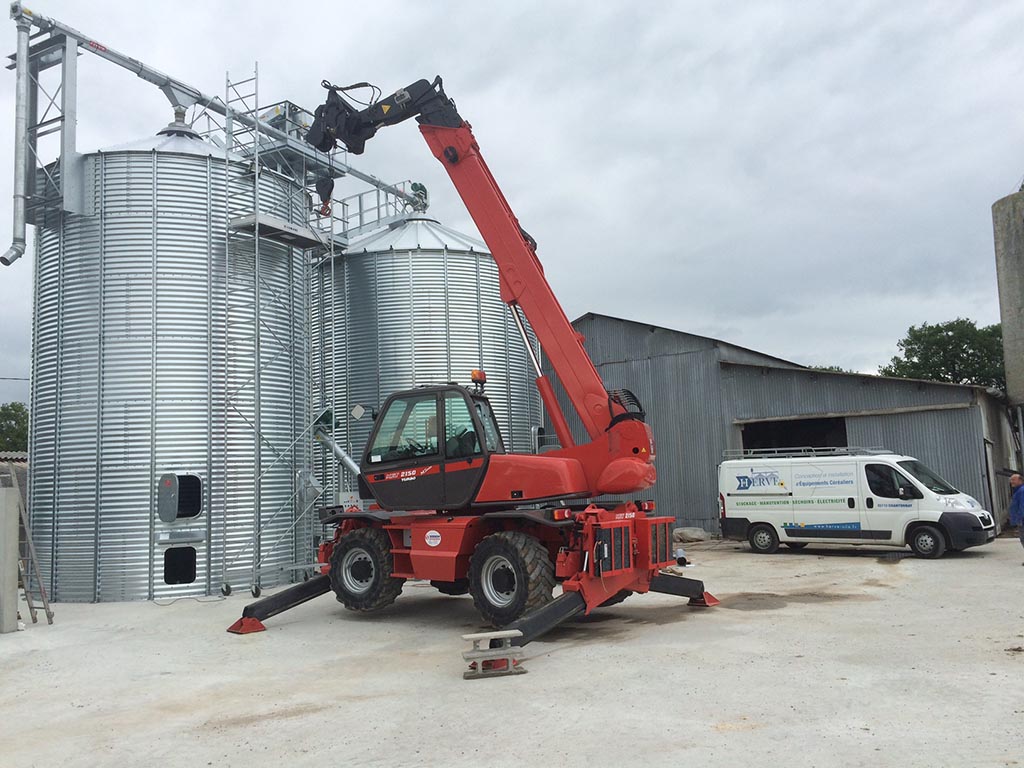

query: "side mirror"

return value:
[350, 404, 379, 422]
[898, 487, 918, 501]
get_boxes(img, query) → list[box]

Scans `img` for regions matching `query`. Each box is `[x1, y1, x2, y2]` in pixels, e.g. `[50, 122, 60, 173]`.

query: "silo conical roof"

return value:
[345, 217, 485, 254]
[97, 124, 244, 161]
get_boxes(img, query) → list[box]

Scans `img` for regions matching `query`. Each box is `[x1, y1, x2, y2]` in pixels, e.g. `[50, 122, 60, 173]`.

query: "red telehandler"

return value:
[228, 77, 717, 645]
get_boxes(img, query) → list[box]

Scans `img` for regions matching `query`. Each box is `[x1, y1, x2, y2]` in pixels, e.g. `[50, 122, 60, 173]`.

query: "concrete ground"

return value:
[2, 538, 1022, 768]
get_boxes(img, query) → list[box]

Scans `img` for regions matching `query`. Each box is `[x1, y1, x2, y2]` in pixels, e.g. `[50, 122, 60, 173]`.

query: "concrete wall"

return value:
[1, 488, 18, 633]
[992, 192, 1024, 406]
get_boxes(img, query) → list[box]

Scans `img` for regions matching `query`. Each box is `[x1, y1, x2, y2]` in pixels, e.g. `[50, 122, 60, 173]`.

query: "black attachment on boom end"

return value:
[306, 76, 463, 155]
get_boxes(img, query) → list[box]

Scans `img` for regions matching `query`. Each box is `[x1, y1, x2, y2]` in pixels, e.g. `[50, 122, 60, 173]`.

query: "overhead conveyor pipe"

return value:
[2, 13, 29, 266]
[2, 2, 418, 266]
[314, 428, 361, 479]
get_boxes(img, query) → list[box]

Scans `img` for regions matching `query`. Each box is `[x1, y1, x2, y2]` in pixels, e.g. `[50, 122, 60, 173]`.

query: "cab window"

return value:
[865, 464, 918, 499]
[368, 394, 438, 463]
[473, 398, 504, 454]
[444, 393, 482, 459]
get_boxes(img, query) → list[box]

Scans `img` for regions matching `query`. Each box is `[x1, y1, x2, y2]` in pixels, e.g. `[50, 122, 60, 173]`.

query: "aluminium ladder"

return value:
[4, 462, 52, 625]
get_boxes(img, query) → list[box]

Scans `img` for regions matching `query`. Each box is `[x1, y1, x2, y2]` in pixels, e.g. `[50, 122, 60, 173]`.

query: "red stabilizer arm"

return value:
[689, 591, 720, 608]
[227, 616, 266, 634]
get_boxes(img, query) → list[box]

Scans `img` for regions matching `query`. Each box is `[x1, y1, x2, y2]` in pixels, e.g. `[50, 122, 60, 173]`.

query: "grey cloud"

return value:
[0, 0, 1019, 406]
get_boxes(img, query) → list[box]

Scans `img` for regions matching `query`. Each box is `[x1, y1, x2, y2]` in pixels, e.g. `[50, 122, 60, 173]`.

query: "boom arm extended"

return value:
[308, 78, 655, 495]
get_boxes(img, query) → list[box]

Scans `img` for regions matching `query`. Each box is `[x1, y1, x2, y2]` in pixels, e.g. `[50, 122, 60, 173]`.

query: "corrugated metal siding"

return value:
[723, 363, 976, 421]
[846, 408, 987, 506]
[544, 337, 726, 530]
[575, 314, 801, 369]
[574, 314, 716, 364]
[311, 231, 541, 504]
[30, 144, 310, 601]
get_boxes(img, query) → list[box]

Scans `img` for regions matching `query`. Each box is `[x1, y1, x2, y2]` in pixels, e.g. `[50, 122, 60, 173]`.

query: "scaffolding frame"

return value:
[6, 3, 429, 597]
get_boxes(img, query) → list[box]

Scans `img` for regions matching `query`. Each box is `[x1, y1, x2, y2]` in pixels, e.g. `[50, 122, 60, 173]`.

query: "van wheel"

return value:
[909, 525, 946, 559]
[748, 524, 780, 554]
[784, 542, 807, 550]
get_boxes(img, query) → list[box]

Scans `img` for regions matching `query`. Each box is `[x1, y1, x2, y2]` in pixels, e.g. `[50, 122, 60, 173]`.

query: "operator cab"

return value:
[359, 373, 504, 512]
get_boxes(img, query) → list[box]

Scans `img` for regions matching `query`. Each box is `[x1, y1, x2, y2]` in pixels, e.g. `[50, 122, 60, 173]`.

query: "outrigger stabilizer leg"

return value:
[487, 572, 718, 650]
[649, 572, 720, 607]
[227, 574, 332, 634]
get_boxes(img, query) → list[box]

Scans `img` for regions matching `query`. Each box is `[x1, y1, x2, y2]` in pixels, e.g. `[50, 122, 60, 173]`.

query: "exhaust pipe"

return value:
[3, 15, 31, 267]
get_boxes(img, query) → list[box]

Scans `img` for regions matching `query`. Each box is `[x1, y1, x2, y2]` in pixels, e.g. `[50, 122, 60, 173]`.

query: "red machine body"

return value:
[227, 77, 715, 638]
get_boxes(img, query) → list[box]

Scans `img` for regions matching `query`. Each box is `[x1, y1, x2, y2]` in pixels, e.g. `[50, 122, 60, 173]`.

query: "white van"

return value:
[718, 448, 996, 558]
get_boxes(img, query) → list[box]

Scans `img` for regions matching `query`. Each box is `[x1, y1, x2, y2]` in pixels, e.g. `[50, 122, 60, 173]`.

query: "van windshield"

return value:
[897, 460, 958, 495]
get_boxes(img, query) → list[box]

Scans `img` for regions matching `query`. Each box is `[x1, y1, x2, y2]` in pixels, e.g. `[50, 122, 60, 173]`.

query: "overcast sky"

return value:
[0, 0, 1021, 404]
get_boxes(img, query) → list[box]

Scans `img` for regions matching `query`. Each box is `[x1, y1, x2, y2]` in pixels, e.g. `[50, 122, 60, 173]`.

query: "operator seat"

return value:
[447, 429, 479, 459]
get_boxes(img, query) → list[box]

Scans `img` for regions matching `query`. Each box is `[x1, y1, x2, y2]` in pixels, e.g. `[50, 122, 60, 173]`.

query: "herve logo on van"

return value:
[736, 469, 781, 491]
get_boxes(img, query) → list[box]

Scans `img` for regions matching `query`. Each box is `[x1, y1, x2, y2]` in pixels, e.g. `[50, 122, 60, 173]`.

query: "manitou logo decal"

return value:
[736, 469, 781, 491]
[377, 465, 439, 483]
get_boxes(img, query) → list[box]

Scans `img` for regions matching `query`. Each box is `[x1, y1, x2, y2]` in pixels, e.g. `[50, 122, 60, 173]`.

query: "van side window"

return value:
[865, 464, 901, 498]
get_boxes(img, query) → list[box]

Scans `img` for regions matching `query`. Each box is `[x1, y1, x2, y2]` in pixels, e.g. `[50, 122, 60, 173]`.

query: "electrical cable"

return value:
[153, 595, 225, 606]
[321, 79, 381, 106]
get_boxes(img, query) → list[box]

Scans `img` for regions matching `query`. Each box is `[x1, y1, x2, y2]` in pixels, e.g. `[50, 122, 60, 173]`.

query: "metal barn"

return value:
[544, 313, 1017, 531]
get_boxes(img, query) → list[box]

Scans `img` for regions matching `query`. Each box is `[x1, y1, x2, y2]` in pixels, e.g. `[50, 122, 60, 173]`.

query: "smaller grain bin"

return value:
[311, 217, 542, 502]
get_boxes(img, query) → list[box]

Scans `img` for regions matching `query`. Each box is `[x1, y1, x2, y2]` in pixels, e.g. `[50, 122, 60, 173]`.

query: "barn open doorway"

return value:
[742, 417, 848, 450]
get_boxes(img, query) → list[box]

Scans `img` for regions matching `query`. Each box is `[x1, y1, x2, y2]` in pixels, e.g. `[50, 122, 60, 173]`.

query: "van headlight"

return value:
[943, 498, 969, 510]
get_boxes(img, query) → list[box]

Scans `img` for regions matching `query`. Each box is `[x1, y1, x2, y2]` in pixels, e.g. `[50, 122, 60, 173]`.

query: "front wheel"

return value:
[329, 527, 405, 611]
[748, 524, 780, 554]
[908, 525, 946, 559]
[468, 531, 555, 627]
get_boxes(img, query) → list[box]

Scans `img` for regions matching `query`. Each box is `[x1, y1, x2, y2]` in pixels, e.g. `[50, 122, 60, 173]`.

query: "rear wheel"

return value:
[748, 524, 780, 554]
[329, 527, 405, 611]
[909, 525, 946, 559]
[468, 531, 555, 627]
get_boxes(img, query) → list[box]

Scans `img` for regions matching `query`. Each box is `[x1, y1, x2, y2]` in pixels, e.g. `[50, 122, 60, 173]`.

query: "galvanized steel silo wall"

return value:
[29, 134, 310, 601]
[312, 219, 541, 503]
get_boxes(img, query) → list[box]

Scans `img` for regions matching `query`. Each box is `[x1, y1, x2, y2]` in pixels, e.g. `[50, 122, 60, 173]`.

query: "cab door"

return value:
[861, 462, 919, 543]
[441, 391, 492, 510]
[362, 391, 443, 510]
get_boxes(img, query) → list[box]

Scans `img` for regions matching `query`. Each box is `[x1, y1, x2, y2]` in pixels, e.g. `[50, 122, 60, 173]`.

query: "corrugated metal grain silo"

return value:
[29, 120, 311, 601]
[311, 217, 542, 502]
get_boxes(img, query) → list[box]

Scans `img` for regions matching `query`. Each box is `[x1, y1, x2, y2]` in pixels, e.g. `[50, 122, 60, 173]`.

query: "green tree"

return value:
[0, 401, 28, 451]
[879, 319, 1005, 390]
[809, 365, 855, 373]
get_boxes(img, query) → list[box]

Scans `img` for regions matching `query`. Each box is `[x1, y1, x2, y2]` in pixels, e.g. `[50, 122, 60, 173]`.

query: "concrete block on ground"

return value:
[673, 526, 708, 543]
